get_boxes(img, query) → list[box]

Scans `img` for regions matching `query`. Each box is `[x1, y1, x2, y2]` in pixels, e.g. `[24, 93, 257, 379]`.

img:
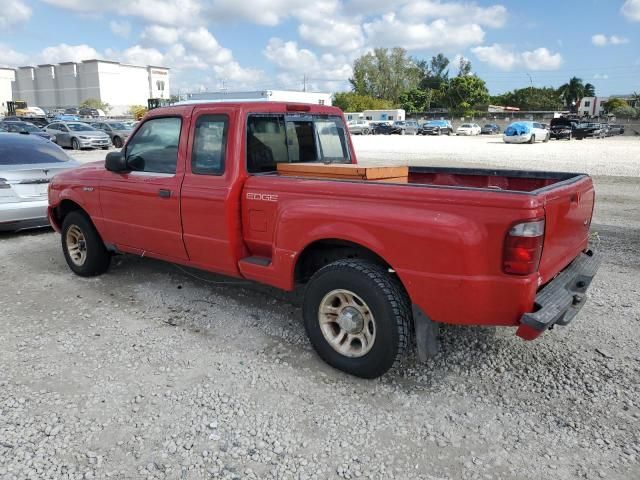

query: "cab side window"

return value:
[125, 117, 182, 174]
[192, 115, 228, 175]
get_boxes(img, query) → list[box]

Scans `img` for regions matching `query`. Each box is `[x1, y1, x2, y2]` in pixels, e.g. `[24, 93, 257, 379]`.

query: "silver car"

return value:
[44, 121, 111, 150]
[89, 121, 133, 148]
[347, 120, 373, 135]
[0, 133, 79, 231]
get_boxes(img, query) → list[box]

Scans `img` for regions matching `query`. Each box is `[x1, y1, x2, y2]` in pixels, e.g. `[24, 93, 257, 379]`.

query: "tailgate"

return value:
[538, 177, 594, 283]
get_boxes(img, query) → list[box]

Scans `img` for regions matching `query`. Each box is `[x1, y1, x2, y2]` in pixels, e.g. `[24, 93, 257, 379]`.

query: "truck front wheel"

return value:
[61, 211, 111, 277]
[303, 259, 410, 378]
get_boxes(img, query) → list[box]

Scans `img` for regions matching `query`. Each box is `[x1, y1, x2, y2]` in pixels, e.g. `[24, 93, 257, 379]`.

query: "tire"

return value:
[447, 129, 452, 136]
[543, 133, 550, 143]
[61, 211, 110, 277]
[436, 129, 441, 136]
[529, 135, 535, 144]
[113, 136, 123, 148]
[303, 259, 411, 379]
[400, 129, 405, 135]
[71, 138, 80, 150]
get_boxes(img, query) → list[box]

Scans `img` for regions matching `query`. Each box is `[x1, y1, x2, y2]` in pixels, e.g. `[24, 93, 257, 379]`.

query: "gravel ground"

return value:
[1, 137, 639, 480]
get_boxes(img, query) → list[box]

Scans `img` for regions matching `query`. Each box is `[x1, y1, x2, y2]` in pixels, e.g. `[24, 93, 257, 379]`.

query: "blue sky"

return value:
[1, 0, 639, 96]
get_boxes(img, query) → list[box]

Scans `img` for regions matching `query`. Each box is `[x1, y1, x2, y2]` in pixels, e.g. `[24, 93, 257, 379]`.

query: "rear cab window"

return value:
[246, 113, 350, 174]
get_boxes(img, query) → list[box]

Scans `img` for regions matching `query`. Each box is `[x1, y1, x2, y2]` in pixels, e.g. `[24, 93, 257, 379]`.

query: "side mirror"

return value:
[105, 151, 128, 172]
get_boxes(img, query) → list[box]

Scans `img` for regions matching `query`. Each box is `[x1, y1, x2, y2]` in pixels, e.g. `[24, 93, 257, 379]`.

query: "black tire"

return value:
[61, 211, 110, 277]
[71, 138, 80, 150]
[436, 128, 441, 136]
[543, 133, 550, 143]
[113, 136, 123, 148]
[303, 259, 411, 378]
[529, 135, 535, 144]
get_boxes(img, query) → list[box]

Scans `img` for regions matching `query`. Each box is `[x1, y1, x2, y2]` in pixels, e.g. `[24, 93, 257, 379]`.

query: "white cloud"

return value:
[364, 14, 485, 50]
[592, 33, 630, 46]
[140, 25, 181, 45]
[38, 44, 100, 64]
[471, 44, 563, 71]
[399, 1, 507, 28]
[109, 20, 131, 38]
[594, 73, 609, 80]
[621, 0, 640, 21]
[0, 0, 32, 29]
[0, 43, 28, 67]
[263, 38, 352, 91]
[181, 27, 233, 64]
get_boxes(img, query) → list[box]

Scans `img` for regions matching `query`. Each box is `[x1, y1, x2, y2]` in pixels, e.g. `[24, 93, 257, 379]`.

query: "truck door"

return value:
[99, 116, 188, 260]
[180, 107, 241, 276]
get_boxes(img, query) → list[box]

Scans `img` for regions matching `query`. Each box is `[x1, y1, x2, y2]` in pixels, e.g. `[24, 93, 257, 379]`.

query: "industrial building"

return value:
[183, 90, 332, 106]
[1, 60, 170, 116]
[0, 68, 16, 115]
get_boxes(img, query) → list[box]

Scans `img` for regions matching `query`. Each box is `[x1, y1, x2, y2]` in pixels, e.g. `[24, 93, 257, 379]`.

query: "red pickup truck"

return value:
[48, 102, 601, 378]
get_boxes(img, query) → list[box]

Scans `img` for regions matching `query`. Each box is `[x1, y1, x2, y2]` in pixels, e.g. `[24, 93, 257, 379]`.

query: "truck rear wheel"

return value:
[303, 259, 410, 378]
[61, 211, 111, 277]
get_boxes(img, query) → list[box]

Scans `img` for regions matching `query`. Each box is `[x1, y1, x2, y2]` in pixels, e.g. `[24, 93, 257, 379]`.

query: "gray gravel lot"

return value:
[1, 136, 639, 480]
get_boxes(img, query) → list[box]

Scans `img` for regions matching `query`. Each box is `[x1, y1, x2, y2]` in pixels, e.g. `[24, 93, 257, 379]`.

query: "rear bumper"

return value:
[516, 250, 601, 340]
[0, 199, 49, 231]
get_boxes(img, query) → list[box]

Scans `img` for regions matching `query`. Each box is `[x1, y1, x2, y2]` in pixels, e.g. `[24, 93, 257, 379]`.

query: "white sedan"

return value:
[456, 123, 481, 135]
[503, 121, 550, 144]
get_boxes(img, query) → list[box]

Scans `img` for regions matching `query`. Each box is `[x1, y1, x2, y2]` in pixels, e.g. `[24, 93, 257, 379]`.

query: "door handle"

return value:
[158, 189, 171, 198]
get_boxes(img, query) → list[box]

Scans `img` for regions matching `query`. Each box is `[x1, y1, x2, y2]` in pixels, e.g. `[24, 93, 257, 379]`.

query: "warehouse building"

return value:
[4, 60, 169, 116]
[0, 68, 16, 115]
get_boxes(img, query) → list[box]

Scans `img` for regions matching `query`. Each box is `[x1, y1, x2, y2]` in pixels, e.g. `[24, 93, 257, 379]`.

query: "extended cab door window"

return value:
[125, 117, 182, 174]
[192, 115, 228, 175]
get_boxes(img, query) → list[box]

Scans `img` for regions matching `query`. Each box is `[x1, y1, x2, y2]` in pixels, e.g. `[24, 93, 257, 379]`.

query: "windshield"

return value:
[460, 124, 473, 128]
[0, 137, 71, 165]
[483, 124, 494, 128]
[67, 123, 95, 132]
[247, 114, 350, 173]
[107, 122, 131, 130]
[7, 123, 40, 132]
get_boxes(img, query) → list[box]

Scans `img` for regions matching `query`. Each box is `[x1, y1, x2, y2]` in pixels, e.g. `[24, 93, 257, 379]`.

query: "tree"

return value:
[416, 53, 450, 90]
[350, 48, 422, 104]
[80, 98, 110, 113]
[398, 89, 433, 114]
[457, 57, 472, 77]
[333, 92, 392, 112]
[557, 77, 595, 107]
[441, 75, 489, 115]
[604, 97, 628, 112]
[129, 105, 148, 120]
[610, 105, 638, 118]
[490, 87, 563, 111]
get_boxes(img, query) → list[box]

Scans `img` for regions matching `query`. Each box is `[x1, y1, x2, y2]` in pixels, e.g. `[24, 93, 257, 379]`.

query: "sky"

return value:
[1, 0, 639, 97]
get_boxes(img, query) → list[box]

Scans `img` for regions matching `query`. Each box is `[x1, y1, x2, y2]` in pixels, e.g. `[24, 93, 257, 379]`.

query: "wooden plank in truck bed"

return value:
[277, 163, 408, 181]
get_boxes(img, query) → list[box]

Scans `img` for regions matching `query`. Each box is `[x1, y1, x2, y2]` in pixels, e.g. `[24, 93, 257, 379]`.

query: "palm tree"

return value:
[584, 83, 596, 97]
[558, 77, 586, 107]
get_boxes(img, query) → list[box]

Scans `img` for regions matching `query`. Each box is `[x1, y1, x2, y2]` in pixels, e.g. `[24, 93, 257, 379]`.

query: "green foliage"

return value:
[557, 77, 596, 107]
[457, 57, 472, 77]
[604, 97, 628, 112]
[333, 92, 392, 112]
[490, 87, 563, 111]
[611, 105, 638, 118]
[80, 98, 110, 113]
[350, 48, 422, 104]
[440, 75, 489, 115]
[129, 105, 148, 120]
[399, 89, 433, 114]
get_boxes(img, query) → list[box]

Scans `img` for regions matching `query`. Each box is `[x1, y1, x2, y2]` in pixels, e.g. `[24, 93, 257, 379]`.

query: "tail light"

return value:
[503, 219, 545, 275]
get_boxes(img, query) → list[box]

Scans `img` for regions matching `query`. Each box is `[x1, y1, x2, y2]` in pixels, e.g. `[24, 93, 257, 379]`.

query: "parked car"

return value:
[0, 124, 7, 132]
[480, 124, 501, 135]
[64, 108, 79, 115]
[48, 101, 600, 379]
[606, 124, 625, 136]
[54, 114, 81, 122]
[1, 121, 53, 141]
[44, 122, 111, 150]
[456, 123, 481, 136]
[573, 122, 605, 140]
[419, 120, 453, 136]
[78, 107, 104, 118]
[376, 120, 419, 135]
[89, 121, 134, 148]
[549, 117, 578, 140]
[0, 132, 79, 231]
[368, 121, 388, 135]
[2, 115, 49, 128]
[503, 121, 550, 144]
[347, 120, 373, 135]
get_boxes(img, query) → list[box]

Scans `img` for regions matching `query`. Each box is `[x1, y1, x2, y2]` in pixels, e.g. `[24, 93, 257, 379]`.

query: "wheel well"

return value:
[54, 200, 84, 227]
[295, 239, 392, 285]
